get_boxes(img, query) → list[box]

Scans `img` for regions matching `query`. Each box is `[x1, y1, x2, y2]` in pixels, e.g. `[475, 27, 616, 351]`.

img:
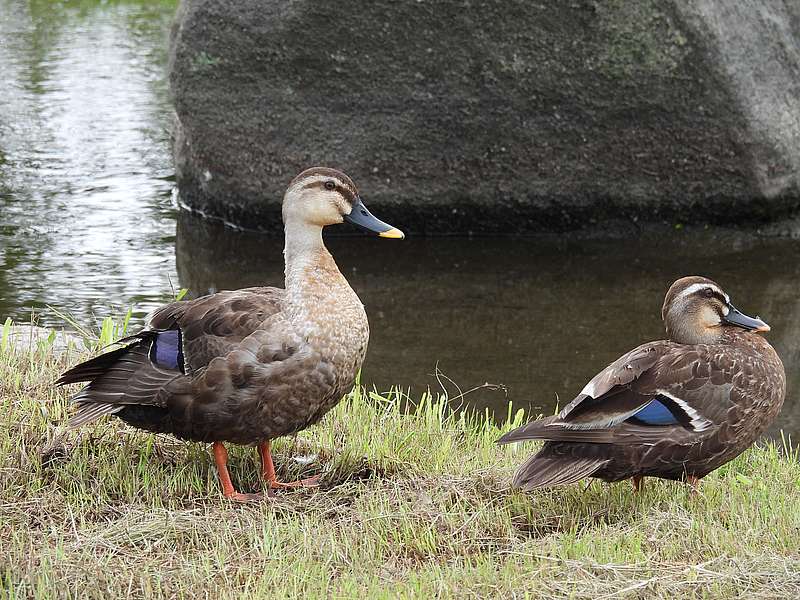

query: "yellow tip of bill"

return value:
[378, 228, 405, 239]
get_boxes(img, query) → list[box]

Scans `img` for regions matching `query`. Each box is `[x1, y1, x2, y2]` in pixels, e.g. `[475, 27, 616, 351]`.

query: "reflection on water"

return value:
[0, 0, 178, 323]
[1, 0, 799, 442]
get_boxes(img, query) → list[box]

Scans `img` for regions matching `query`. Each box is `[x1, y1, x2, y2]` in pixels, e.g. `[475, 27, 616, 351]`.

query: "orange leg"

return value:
[258, 440, 321, 489]
[686, 474, 701, 494]
[631, 475, 644, 493]
[213, 442, 264, 502]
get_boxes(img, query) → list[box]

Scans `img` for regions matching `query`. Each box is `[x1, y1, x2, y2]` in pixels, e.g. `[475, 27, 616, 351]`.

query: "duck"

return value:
[57, 167, 404, 501]
[498, 276, 785, 493]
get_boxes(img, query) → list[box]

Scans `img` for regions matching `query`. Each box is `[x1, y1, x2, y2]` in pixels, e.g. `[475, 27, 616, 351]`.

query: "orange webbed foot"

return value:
[213, 441, 272, 502]
[259, 441, 322, 491]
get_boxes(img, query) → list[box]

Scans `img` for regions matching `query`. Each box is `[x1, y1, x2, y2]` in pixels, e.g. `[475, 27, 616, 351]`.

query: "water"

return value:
[1, 1, 798, 441]
[0, 0, 178, 322]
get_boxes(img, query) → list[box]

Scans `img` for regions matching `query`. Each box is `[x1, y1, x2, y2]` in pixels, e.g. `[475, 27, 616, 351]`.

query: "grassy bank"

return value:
[1, 329, 799, 599]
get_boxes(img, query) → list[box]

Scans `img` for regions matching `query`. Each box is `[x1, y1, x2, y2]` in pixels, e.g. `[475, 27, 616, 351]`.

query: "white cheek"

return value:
[722, 305, 730, 316]
[306, 196, 342, 224]
[700, 306, 722, 327]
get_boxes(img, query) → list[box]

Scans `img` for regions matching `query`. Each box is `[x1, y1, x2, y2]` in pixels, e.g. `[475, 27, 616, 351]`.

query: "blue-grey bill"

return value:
[344, 197, 404, 239]
[723, 306, 770, 332]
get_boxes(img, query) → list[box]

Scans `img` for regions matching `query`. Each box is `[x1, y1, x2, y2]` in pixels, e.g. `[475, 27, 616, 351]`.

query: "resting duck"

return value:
[499, 276, 785, 493]
[58, 167, 403, 501]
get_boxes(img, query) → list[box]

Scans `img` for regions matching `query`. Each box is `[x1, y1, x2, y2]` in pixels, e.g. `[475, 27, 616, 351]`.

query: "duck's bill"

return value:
[724, 306, 770, 332]
[344, 197, 404, 239]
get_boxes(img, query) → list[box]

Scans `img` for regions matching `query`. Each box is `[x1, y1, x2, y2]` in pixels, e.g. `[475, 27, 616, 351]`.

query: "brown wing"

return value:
[498, 342, 668, 445]
[60, 287, 285, 427]
[146, 287, 284, 374]
[551, 342, 670, 426]
[499, 341, 776, 446]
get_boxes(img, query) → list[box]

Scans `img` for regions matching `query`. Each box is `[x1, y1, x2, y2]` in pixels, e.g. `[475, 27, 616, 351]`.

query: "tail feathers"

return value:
[498, 416, 561, 444]
[58, 335, 186, 428]
[56, 340, 142, 385]
[512, 452, 609, 490]
[69, 402, 124, 428]
[498, 417, 628, 445]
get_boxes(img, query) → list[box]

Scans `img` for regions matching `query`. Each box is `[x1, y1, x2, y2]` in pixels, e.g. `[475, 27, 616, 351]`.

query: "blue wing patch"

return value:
[150, 329, 183, 371]
[631, 398, 679, 425]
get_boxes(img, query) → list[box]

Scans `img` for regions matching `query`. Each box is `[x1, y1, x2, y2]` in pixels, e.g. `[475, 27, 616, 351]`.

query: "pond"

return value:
[1, 0, 798, 442]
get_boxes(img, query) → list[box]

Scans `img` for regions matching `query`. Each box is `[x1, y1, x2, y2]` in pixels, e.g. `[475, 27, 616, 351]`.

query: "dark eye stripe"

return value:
[338, 185, 356, 203]
[697, 288, 727, 304]
[300, 179, 357, 202]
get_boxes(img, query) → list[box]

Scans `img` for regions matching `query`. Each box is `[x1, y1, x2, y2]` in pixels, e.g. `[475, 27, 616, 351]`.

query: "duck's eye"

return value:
[703, 288, 714, 299]
[324, 181, 336, 191]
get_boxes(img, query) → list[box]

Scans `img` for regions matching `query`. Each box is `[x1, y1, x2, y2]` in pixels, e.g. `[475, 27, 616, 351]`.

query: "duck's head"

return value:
[661, 276, 770, 344]
[283, 167, 404, 239]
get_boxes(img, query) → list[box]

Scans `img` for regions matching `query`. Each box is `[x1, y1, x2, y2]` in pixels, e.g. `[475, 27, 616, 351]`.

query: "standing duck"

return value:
[499, 276, 785, 493]
[57, 167, 403, 501]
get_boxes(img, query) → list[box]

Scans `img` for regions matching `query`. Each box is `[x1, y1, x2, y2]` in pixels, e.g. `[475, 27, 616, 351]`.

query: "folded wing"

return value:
[499, 341, 735, 447]
[58, 287, 285, 427]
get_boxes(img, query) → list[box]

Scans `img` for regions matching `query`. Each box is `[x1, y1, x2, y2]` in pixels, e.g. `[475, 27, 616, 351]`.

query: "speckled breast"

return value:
[246, 283, 370, 443]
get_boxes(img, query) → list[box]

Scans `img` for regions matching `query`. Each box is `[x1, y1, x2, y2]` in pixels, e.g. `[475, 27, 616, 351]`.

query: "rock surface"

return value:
[169, 0, 800, 234]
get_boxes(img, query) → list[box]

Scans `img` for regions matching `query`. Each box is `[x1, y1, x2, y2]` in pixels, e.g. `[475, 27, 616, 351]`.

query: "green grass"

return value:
[1, 327, 799, 599]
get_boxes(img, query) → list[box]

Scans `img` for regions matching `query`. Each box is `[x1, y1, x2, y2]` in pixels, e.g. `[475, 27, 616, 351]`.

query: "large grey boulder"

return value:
[169, 0, 800, 234]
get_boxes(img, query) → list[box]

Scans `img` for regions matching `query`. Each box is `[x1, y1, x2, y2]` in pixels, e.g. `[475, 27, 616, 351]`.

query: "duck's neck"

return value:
[665, 322, 722, 345]
[284, 220, 325, 278]
[283, 220, 350, 317]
